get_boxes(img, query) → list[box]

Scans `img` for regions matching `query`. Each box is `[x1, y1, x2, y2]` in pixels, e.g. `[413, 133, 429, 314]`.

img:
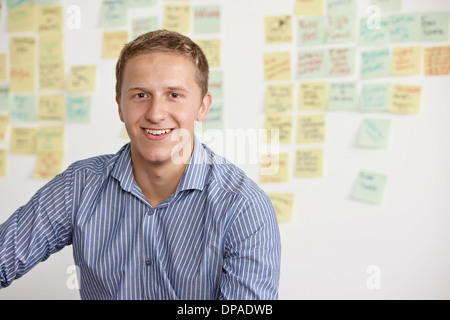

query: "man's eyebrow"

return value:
[127, 86, 190, 93]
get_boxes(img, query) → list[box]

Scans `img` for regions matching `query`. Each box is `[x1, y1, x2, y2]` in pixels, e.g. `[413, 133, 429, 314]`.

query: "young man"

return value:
[0, 30, 281, 300]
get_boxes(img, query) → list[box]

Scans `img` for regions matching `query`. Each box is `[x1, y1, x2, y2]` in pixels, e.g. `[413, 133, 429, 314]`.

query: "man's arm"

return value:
[0, 169, 74, 289]
[219, 194, 281, 300]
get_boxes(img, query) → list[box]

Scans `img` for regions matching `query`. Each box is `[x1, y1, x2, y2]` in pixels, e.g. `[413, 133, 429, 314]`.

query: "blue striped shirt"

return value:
[0, 136, 281, 300]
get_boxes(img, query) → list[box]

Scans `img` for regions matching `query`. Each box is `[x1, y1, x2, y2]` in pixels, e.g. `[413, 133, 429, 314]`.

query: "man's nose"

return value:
[145, 96, 167, 123]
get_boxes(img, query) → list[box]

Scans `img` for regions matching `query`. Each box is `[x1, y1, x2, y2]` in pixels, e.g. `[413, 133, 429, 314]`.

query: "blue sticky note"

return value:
[10, 95, 36, 122]
[66, 96, 91, 123]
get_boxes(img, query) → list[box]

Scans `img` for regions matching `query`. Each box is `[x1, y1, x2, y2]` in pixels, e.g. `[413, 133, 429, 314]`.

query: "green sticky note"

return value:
[298, 16, 325, 46]
[420, 12, 450, 42]
[99, 0, 127, 28]
[201, 101, 223, 132]
[358, 119, 391, 149]
[66, 95, 91, 123]
[371, 0, 401, 12]
[0, 84, 9, 111]
[128, 0, 156, 7]
[329, 82, 357, 111]
[298, 49, 328, 78]
[352, 171, 387, 204]
[389, 13, 420, 43]
[194, 5, 221, 34]
[361, 48, 390, 79]
[359, 17, 389, 46]
[10, 94, 36, 122]
[209, 71, 224, 99]
[327, 0, 356, 15]
[360, 83, 390, 112]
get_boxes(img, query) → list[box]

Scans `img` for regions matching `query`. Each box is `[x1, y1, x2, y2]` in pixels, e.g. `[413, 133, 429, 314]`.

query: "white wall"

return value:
[0, 0, 449, 300]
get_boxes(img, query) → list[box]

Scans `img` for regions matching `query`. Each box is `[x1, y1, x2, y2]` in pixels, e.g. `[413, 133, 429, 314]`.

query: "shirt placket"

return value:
[142, 206, 157, 299]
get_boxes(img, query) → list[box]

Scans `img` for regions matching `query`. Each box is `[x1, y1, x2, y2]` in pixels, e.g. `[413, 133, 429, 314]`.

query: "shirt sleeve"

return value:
[0, 168, 74, 289]
[219, 193, 281, 300]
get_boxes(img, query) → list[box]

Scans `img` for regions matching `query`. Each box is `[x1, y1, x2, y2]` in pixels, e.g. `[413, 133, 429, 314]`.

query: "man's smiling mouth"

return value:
[144, 128, 173, 136]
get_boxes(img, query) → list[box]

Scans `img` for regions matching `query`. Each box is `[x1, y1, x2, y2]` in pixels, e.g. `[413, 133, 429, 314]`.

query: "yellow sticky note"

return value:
[295, 0, 324, 16]
[268, 193, 294, 222]
[0, 149, 6, 177]
[265, 84, 294, 113]
[10, 65, 36, 93]
[295, 148, 323, 178]
[391, 47, 422, 76]
[10, 37, 36, 67]
[0, 115, 9, 142]
[163, 5, 191, 34]
[37, 5, 63, 33]
[0, 54, 6, 81]
[265, 114, 293, 144]
[197, 39, 221, 68]
[10, 127, 37, 155]
[38, 95, 65, 122]
[264, 52, 291, 81]
[39, 33, 64, 63]
[265, 15, 293, 44]
[390, 85, 422, 114]
[297, 114, 326, 144]
[260, 153, 289, 183]
[68, 65, 97, 92]
[34, 151, 64, 180]
[36, 125, 65, 153]
[8, 3, 36, 33]
[39, 60, 66, 91]
[102, 31, 129, 60]
[299, 82, 328, 110]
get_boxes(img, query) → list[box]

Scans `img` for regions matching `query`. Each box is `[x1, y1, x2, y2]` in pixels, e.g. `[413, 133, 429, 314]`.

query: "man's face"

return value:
[117, 52, 211, 167]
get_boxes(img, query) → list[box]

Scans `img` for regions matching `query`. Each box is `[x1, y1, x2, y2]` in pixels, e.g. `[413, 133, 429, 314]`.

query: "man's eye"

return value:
[170, 93, 180, 99]
[135, 93, 146, 98]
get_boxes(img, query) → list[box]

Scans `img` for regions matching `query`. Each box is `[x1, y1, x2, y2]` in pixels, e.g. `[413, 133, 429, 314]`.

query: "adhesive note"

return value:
[36, 125, 64, 153]
[39, 33, 64, 63]
[201, 101, 223, 131]
[297, 49, 326, 78]
[68, 65, 97, 92]
[6, 0, 32, 9]
[328, 47, 355, 77]
[194, 5, 221, 34]
[10, 127, 37, 155]
[39, 61, 66, 91]
[268, 193, 294, 223]
[391, 47, 422, 76]
[295, 0, 324, 16]
[326, 15, 355, 43]
[0, 54, 6, 81]
[34, 151, 64, 179]
[328, 82, 357, 111]
[163, 5, 191, 34]
[295, 148, 323, 178]
[360, 83, 390, 112]
[361, 48, 390, 79]
[265, 84, 293, 113]
[265, 114, 292, 144]
[10, 65, 35, 93]
[197, 39, 221, 68]
[327, 0, 355, 15]
[102, 30, 129, 59]
[8, 3, 35, 32]
[371, 0, 401, 12]
[10, 37, 36, 66]
[264, 52, 291, 81]
[424, 46, 450, 76]
[128, 0, 157, 7]
[66, 95, 91, 123]
[208, 71, 224, 99]
[0, 84, 8, 111]
[297, 16, 325, 46]
[358, 119, 391, 149]
[420, 12, 449, 42]
[389, 14, 420, 43]
[298, 82, 328, 111]
[10, 95, 36, 122]
[38, 95, 65, 122]
[0, 149, 6, 177]
[132, 17, 158, 39]
[297, 114, 326, 144]
[359, 17, 389, 46]
[260, 153, 289, 183]
[99, 0, 127, 28]
[0, 115, 9, 141]
[352, 171, 387, 204]
[390, 85, 422, 114]
[37, 5, 63, 32]
[265, 15, 293, 44]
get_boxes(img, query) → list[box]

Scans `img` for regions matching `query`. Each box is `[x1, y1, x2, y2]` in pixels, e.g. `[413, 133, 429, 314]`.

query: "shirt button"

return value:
[145, 259, 152, 266]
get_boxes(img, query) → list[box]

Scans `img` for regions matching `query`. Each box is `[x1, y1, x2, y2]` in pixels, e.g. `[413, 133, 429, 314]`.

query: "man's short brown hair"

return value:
[115, 30, 209, 99]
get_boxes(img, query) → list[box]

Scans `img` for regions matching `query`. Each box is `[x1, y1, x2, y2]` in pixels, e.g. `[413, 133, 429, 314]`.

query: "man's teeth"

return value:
[145, 129, 172, 136]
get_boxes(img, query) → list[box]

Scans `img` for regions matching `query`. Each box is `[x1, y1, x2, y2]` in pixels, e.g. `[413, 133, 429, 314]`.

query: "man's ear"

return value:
[116, 96, 124, 122]
[196, 92, 212, 122]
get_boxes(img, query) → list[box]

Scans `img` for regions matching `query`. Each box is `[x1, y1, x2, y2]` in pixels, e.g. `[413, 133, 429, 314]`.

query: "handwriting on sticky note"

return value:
[297, 16, 325, 46]
[420, 12, 449, 42]
[34, 151, 64, 180]
[265, 114, 292, 144]
[390, 84, 422, 114]
[260, 153, 289, 183]
[39, 61, 65, 91]
[10, 36, 36, 66]
[295, 148, 323, 178]
[8, 3, 35, 33]
[100, 0, 127, 27]
[37, 5, 63, 32]
[265, 84, 293, 113]
[424, 46, 450, 76]
[359, 17, 389, 46]
[36, 125, 64, 153]
[39, 33, 64, 63]
[328, 47, 355, 77]
[361, 48, 390, 79]
[326, 15, 355, 43]
[163, 5, 191, 34]
[297, 114, 326, 144]
[194, 5, 221, 34]
[10, 65, 36, 93]
[352, 171, 387, 204]
[265, 15, 293, 44]
[361, 83, 390, 112]
[38, 95, 65, 122]
[358, 119, 391, 149]
[197, 39, 221, 68]
[295, 0, 324, 16]
[268, 193, 294, 223]
[68, 65, 97, 92]
[389, 13, 419, 43]
[391, 47, 422, 76]
[328, 82, 357, 111]
[10, 95, 36, 122]
[66, 96, 91, 123]
[297, 49, 326, 78]
[10, 127, 37, 155]
[0, 149, 6, 177]
[102, 31, 128, 59]
[299, 82, 328, 110]
[264, 52, 291, 81]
